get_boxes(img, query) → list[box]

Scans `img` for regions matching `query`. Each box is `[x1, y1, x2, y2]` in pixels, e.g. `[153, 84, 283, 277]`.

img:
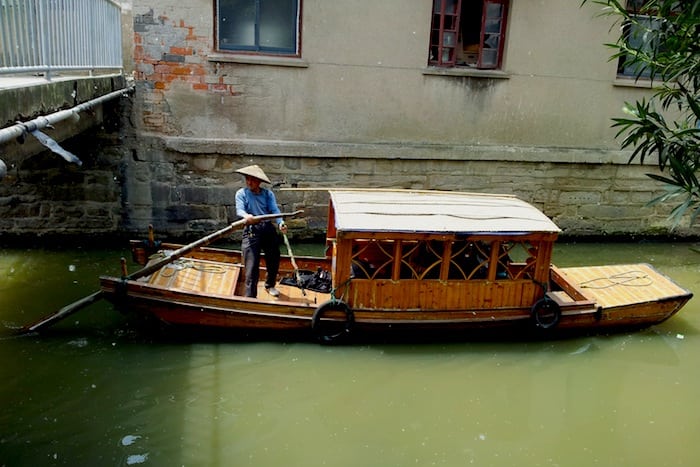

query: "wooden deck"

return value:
[145, 256, 329, 306]
[554, 263, 689, 308]
[147, 258, 240, 296]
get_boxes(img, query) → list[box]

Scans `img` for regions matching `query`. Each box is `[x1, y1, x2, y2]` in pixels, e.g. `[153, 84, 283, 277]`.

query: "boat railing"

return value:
[0, 0, 123, 80]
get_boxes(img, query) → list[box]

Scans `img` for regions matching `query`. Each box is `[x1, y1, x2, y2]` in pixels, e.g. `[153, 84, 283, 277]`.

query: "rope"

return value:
[159, 259, 229, 278]
[330, 276, 353, 303]
[579, 270, 652, 289]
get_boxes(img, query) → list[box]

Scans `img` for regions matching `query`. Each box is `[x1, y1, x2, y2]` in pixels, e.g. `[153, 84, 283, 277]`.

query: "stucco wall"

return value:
[127, 0, 658, 146]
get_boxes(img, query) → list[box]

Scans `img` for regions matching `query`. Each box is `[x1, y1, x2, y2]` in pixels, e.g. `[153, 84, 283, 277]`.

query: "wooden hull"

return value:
[99, 244, 693, 342]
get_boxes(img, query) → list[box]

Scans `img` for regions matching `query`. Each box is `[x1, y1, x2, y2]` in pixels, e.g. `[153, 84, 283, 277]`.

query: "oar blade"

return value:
[23, 291, 104, 333]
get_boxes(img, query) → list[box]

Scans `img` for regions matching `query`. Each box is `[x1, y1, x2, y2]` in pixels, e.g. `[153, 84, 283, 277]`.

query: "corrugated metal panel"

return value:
[329, 190, 561, 234]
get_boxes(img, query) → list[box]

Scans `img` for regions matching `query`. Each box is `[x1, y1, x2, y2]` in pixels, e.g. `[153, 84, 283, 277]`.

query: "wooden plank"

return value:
[148, 258, 240, 296]
[555, 263, 690, 308]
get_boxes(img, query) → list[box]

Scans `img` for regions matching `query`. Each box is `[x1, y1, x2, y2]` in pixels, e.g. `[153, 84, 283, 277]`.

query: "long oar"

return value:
[23, 211, 302, 333]
[282, 232, 306, 296]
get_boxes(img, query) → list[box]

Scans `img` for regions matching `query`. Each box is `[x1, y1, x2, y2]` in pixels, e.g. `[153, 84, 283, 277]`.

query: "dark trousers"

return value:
[242, 222, 281, 297]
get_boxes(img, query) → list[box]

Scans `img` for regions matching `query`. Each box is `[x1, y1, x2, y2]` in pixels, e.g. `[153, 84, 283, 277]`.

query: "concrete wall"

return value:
[127, 0, 651, 147]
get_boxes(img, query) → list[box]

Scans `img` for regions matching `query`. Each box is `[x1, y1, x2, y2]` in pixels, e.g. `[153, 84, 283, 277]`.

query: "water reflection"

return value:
[0, 242, 698, 466]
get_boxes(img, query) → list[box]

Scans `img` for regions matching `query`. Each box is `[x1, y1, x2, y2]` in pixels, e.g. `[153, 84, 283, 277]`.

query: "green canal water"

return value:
[1, 241, 699, 466]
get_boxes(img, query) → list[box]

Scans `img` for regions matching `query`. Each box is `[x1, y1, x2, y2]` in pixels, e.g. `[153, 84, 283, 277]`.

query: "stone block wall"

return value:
[117, 135, 694, 241]
[0, 122, 126, 238]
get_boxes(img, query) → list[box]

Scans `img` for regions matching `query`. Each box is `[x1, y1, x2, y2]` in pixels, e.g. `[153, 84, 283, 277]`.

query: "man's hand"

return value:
[244, 214, 257, 224]
[279, 222, 288, 234]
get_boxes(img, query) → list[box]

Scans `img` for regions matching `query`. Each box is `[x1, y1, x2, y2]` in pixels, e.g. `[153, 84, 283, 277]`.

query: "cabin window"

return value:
[617, 0, 661, 79]
[428, 0, 509, 69]
[448, 241, 489, 279]
[400, 240, 444, 279]
[349, 238, 539, 282]
[351, 240, 394, 279]
[499, 241, 538, 280]
[217, 0, 300, 55]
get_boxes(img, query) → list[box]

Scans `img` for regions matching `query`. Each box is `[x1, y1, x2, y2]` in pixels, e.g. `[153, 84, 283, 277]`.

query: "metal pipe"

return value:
[0, 84, 134, 145]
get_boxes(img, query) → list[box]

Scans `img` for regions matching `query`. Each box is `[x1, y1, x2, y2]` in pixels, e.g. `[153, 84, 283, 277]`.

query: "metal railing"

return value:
[0, 0, 122, 79]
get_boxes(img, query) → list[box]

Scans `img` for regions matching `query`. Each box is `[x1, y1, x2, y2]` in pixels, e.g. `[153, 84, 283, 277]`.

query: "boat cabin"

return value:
[325, 190, 561, 311]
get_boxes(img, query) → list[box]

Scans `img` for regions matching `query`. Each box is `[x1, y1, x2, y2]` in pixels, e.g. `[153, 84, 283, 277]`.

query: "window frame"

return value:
[477, 0, 509, 70]
[428, 0, 509, 71]
[215, 0, 302, 57]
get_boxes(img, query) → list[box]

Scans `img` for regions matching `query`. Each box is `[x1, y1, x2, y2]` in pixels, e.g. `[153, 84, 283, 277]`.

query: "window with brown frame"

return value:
[428, 0, 509, 69]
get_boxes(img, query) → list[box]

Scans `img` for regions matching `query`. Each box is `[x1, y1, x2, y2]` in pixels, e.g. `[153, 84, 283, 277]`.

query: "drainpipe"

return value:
[0, 85, 134, 145]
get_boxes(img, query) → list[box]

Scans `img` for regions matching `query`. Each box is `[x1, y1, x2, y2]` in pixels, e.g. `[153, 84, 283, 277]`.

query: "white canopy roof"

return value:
[329, 189, 561, 235]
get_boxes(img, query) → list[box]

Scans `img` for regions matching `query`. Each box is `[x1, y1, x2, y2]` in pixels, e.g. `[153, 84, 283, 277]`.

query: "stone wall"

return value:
[0, 121, 694, 241]
[0, 96, 129, 240]
[117, 132, 693, 241]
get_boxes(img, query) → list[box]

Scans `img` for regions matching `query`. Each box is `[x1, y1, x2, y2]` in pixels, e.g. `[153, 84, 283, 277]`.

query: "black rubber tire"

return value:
[531, 297, 561, 329]
[312, 300, 355, 344]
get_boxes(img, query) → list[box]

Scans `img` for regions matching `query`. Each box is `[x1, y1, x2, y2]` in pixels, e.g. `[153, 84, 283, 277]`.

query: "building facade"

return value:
[119, 0, 693, 238]
[1, 1, 692, 239]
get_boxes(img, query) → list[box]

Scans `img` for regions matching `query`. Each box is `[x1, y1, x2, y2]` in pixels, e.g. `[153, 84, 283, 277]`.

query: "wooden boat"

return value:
[98, 189, 693, 342]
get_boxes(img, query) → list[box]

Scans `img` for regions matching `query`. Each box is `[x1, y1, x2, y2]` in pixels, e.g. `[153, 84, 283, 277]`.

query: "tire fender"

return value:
[531, 297, 561, 329]
[312, 300, 355, 344]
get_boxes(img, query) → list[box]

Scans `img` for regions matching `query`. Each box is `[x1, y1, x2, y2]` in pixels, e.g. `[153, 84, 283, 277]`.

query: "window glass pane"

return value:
[260, 0, 296, 50]
[484, 33, 500, 49]
[619, 15, 660, 77]
[445, 0, 459, 14]
[485, 3, 502, 18]
[219, 0, 256, 48]
[481, 49, 497, 67]
[484, 18, 501, 34]
[443, 31, 456, 46]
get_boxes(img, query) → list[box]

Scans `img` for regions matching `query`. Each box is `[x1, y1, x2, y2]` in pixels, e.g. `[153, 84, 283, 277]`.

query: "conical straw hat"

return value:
[235, 164, 271, 184]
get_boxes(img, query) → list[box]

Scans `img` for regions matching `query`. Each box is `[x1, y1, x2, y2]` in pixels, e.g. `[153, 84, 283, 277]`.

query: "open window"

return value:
[217, 0, 300, 55]
[429, 0, 508, 69]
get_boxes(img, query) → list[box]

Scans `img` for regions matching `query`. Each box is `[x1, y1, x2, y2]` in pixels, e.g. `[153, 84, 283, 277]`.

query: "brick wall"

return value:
[133, 9, 233, 134]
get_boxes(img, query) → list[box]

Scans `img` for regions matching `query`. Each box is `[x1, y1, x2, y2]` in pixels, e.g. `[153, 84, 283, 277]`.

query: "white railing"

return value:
[0, 0, 122, 79]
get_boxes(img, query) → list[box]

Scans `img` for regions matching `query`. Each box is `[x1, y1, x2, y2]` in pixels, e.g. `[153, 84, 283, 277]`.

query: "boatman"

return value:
[235, 164, 288, 298]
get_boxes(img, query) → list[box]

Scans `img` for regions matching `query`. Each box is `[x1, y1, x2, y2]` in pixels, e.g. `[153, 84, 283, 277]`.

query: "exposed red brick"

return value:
[154, 64, 171, 74]
[192, 83, 209, 91]
[170, 46, 192, 56]
[171, 66, 191, 75]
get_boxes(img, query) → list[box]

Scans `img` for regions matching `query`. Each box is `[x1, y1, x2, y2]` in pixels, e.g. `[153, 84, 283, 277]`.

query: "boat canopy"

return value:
[329, 190, 561, 235]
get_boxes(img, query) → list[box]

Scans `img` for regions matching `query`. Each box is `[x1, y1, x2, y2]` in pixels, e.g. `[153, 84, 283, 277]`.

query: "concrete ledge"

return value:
[0, 73, 127, 127]
[160, 135, 646, 166]
[207, 53, 309, 68]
